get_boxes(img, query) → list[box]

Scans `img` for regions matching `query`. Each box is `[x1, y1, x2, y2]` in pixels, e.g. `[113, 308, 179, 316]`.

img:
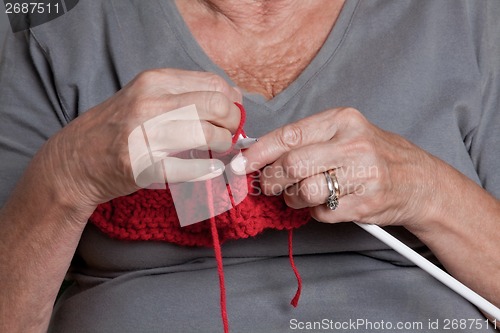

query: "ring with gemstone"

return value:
[324, 170, 340, 210]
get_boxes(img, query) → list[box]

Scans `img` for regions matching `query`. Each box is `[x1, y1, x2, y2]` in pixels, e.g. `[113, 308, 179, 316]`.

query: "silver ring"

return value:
[324, 170, 340, 210]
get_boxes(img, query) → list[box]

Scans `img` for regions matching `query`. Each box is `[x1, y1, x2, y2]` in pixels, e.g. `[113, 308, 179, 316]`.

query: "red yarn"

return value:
[232, 102, 246, 144]
[206, 153, 229, 333]
[210, 217, 229, 333]
[89, 103, 309, 332]
[288, 229, 302, 307]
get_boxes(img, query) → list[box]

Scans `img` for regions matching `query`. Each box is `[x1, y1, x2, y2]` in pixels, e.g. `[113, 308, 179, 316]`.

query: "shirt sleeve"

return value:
[0, 29, 68, 207]
[468, 1, 500, 199]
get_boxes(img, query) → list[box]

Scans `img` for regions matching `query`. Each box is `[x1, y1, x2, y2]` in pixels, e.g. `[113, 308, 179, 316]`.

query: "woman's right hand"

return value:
[38, 69, 242, 209]
[2, 70, 242, 333]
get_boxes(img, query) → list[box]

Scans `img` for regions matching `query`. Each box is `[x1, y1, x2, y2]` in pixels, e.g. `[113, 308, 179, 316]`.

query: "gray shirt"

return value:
[0, 1, 499, 332]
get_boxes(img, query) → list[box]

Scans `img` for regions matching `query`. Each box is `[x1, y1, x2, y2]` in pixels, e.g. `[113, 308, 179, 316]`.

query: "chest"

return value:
[180, 7, 343, 99]
[205, 35, 329, 99]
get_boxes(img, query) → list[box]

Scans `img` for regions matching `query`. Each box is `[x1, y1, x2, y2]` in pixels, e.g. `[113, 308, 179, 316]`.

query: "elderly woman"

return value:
[0, 0, 499, 332]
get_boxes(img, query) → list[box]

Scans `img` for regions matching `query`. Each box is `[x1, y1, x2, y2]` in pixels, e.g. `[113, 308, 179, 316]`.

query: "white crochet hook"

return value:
[233, 134, 258, 150]
[355, 222, 500, 321]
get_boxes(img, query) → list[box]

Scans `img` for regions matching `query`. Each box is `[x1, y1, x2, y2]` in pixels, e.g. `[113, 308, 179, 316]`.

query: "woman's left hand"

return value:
[234, 107, 442, 229]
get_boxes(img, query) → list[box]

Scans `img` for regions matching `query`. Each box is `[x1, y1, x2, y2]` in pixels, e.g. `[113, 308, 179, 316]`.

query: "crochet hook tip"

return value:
[234, 137, 259, 150]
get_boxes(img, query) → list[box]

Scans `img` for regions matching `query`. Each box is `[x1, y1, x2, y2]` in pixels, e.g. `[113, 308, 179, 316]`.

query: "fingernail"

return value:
[230, 154, 247, 175]
[209, 160, 225, 173]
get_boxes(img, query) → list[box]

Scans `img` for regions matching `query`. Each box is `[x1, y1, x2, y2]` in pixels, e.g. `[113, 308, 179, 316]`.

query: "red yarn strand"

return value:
[206, 147, 230, 333]
[233, 102, 247, 143]
[210, 215, 229, 333]
[288, 229, 302, 307]
[205, 102, 248, 333]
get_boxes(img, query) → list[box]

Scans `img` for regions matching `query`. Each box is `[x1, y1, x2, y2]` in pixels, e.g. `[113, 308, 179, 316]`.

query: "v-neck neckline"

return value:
[160, 0, 360, 112]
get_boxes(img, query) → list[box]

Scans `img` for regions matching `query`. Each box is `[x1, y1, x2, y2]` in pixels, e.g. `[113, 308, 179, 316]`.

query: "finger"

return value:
[242, 107, 364, 173]
[258, 141, 350, 195]
[283, 167, 357, 209]
[141, 91, 241, 134]
[145, 119, 232, 153]
[309, 192, 367, 224]
[167, 91, 242, 133]
[135, 156, 225, 187]
[132, 69, 242, 103]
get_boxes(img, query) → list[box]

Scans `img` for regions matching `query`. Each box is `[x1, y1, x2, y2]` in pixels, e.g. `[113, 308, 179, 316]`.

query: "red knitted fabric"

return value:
[90, 177, 309, 246]
[90, 103, 310, 247]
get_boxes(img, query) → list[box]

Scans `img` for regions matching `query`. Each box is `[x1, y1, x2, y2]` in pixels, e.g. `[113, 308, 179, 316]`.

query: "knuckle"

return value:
[336, 107, 370, 131]
[206, 92, 231, 118]
[206, 73, 229, 93]
[281, 152, 307, 179]
[297, 182, 316, 204]
[134, 70, 159, 88]
[345, 137, 375, 157]
[356, 138, 374, 154]
[278, 123, 304, 149]
[339, 107, 365, 123]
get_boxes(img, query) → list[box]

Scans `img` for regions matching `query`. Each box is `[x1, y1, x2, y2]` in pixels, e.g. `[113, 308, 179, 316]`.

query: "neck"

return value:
[181, 0, 342, 36]
[197, 0, 303, 32]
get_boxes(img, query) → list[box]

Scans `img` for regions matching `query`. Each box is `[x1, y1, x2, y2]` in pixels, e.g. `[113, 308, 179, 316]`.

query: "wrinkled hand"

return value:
[236, 107, 440, 228]
[41, 69, 241, 207]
